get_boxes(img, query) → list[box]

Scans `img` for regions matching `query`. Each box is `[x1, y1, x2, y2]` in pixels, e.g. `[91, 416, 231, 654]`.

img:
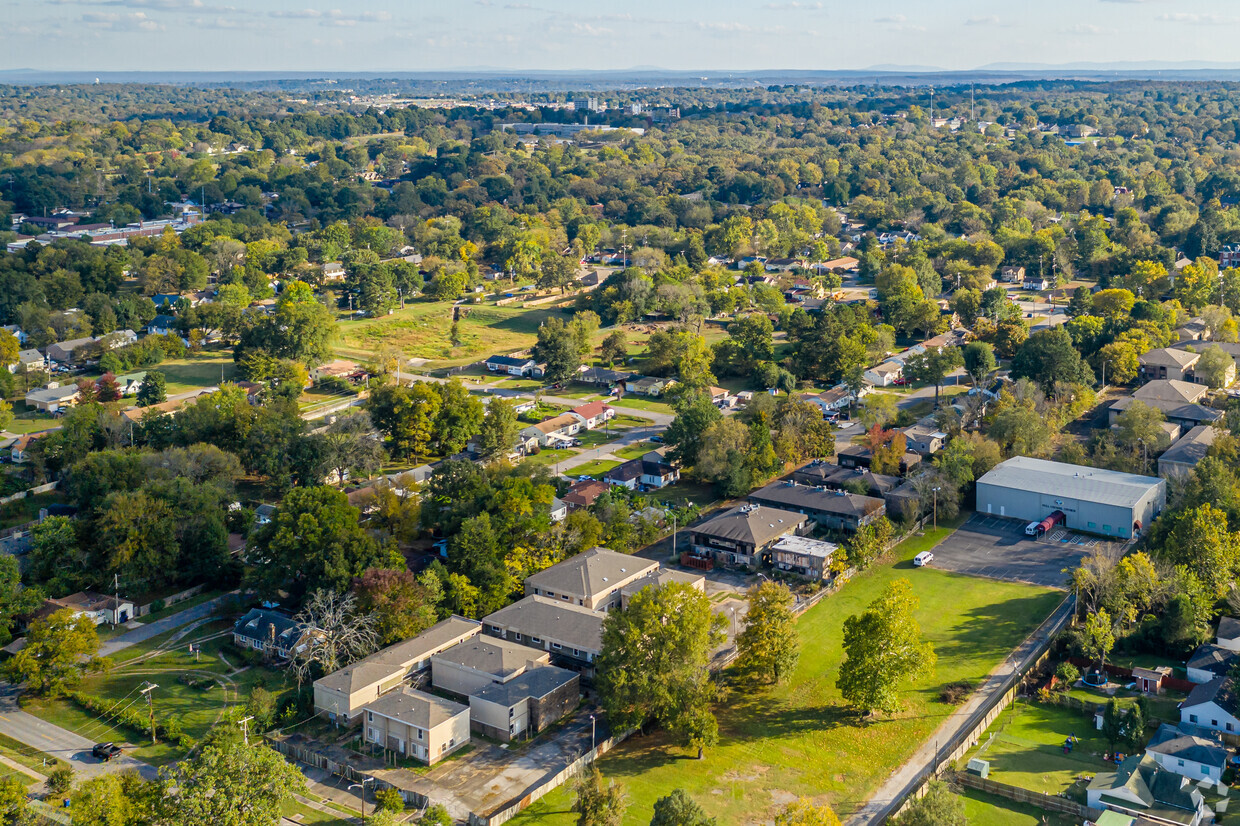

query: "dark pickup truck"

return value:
[91, 742, 122, 761]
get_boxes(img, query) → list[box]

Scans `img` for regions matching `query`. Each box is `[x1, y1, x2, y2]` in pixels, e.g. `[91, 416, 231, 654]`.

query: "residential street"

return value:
[98, 591, 236, 657]
[844, 595, 1076, 825]
[0, 684, 158, 781]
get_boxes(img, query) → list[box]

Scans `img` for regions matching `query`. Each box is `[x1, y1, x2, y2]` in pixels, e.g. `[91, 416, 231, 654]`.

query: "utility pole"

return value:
[140, 683, 158, 744]
[932, 486, 941, 531]
[239, 715, 254, 746]
[113, 573, 120, 628]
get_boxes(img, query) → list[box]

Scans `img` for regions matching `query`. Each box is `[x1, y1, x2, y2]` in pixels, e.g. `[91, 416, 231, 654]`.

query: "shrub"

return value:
[374, 786, 405, 812]
[938, 681, 974, 705]
[419, 803, 453, 826]
[46, 766, 73, 794]
[150, 599, 166, 614]
[1055, 661, 1081, 688]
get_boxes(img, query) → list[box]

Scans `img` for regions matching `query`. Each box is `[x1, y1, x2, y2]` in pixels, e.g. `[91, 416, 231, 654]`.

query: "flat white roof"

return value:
[977, 457, 1162, 509]
[772, 535, 839, 560]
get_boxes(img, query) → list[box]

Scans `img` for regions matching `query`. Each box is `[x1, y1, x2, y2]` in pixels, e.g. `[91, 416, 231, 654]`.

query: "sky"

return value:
[2, 0, 1239, 74]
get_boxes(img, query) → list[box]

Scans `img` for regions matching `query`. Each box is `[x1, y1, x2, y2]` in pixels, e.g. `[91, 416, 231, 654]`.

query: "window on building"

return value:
[1190, 714, 1199, 723]
[1212, 719, 1219, 727]
[1087, 521, 1095, 529]
[552, 642, 562, 650]
[417, 728, 424, 740]
[1103, 525, 1111, 533]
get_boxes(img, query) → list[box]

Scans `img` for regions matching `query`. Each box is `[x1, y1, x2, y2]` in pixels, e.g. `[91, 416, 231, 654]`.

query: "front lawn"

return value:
[571, 459, 622, 477]
[510, 517, 1063, 824]
[522, 449, 576, 468]
[615, 441, 658, 460]
[610, 396, 675, 415]
[959, 787, 1076, 826]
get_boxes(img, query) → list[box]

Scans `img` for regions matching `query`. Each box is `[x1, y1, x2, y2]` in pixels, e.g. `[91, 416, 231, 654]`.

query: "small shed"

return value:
[1133, 666, 1172, 695]
[965, 758, 989, 779]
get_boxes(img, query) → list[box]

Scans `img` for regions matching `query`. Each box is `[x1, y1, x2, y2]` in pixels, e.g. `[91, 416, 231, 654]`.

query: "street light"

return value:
[347, 777, 376, 822]
[931, 486, 941, 531]
[589, 714, 596, 752]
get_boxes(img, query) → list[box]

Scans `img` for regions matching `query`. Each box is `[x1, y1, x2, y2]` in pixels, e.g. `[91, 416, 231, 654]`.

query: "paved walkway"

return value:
[844, 595, 1076, 825]
[99, 592, 235, 657]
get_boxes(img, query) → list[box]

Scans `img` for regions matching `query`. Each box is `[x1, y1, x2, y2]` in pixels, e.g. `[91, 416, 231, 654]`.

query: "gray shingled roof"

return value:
[364, 687, 467, 729]
[431, 637, 547, 680]
[483, 596, 605, 653]
[1184, 676, 1240, 717]
[524, 547, 657, 602]
[1146, 724, 1228, 769]
[690, 504, 807, 547]
[471, 665, 579, 708]
[314, 616, 480, 694]
[747, 482, 886, 519]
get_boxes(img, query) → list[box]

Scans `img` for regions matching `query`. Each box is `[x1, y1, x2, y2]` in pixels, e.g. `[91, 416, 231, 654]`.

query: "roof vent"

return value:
[602, 577, 608, 582]
[620, 568, 626, 573]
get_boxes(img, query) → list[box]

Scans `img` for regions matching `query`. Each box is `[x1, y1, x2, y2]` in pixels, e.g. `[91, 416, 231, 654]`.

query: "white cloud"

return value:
[966, 15, 1000, 26]
[82, 10, 163, 30]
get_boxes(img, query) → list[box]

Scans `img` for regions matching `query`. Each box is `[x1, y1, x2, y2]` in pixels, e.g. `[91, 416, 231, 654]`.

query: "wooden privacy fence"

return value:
[952, 770, 1102, 820]
[1065, 657, 1196, 694]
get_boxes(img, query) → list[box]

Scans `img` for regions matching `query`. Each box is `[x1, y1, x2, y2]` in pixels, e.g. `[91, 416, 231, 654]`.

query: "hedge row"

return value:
[66, 690, 197, 750]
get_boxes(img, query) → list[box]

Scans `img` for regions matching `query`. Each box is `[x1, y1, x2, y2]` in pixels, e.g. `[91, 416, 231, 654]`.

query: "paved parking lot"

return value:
[926, 514, 1122, 589]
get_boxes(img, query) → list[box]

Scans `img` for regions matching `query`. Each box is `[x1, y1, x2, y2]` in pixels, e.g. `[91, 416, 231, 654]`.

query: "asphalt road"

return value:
[99, 592, 235, 657]
[0, 684, 158, 781]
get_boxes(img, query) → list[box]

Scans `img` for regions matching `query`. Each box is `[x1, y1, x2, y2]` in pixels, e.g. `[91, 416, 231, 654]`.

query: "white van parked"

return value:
[913, 551, 934, 567]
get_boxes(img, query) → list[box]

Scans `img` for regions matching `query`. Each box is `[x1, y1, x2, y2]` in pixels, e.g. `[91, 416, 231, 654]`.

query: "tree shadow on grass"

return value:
[928, 590, 1063, 668]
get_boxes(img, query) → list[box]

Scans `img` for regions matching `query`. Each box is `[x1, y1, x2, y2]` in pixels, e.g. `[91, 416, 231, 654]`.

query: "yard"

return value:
[959, 787, 1076, 826]
[571, 459, 622, 478]
[965, 699, 1112, 796]
[610, 396, 675, 415]
[510, 518, 1063, 824]
[24, 621, 289, 766]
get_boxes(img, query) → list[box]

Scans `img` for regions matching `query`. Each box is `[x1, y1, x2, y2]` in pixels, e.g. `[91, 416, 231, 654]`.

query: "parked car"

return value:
[913, 551, 934, 567]
[92, 742, 122, 761]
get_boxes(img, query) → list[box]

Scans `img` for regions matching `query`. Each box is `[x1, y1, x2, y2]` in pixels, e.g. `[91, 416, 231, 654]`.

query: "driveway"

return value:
[0, 685, 157, 781]
[99, 592, 235, 657]
[925, 514, 1118, 589]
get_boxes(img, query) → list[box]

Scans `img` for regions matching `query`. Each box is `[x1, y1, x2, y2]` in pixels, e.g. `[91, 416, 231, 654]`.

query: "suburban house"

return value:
[1139, 348, 1202, 383]
[46, 337, 96, 363]
[115, 371, 148, 397]
[146, 316, 178, 337]
[1110, 380, 1223, 429]
[864, 360, 904, 387]
[801, 387, 855, 417]
[98, 329, 138, 350]
[38, 591, 134, 626]
[562, 479, 609, 510]
[430, 637, 552, 696]
[16, 349, 44, 372]
[481, 596, 606, 674]
[321, 261, 346, 282]
[549, 496, 567, 523]
[1180, 677, 1240, 735]
[25, 383, 80, 413]
[9, 433, 42, 464]
[1218, 617, 1240, 652]
[789, 462, 921, 520]
[1145, 723, 1229, 783]
[524, 546, 658, 611]
[312, 616, 481, 723]
[618, 568, 706, 609]
[576, 367, 633, 388]
[747, 481, 887, 533]
[232, 608, 320, 661]
[361, 687, 470, 765]
[901, 421, 948, 456]
[603, 452, 680, 490]
[686, 503, 809, 569]
[837, 443, 922, 475]
[1158, 425, 1218, 479]
[1087, 753, 1212, 826]
[520, 413, 583, 447]
[468, 665, 580, 742]
[770, 535, 840, 580]
[1187, 645, 1237, 684]
[484, 354, 538, 377]
[624, 375, 677, 397]
[568, 401, 615, 430]
[1022, 276, 1050, 291]
[999, 265, 1026, 283]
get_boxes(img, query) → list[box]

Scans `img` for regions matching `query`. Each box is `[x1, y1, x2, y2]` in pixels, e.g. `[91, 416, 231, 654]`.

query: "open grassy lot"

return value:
[965, 700, 1111, 795]
[637, 480, 721, 510]
[521, 449, 575, 468]
[959, 787, 1075, 826]
[334, 301, 561, 367]
[615, 441, 658, 460]
[510, 517, 1063, 824]
[610, 396, 675, 415]
[572, 459, 622, 478]
[0, 404, 59, 435]
[25, 622, 288, 766]
[154, 353, 239, 394]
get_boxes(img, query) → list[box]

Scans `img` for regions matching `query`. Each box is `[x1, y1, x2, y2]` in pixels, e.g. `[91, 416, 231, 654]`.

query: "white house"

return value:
[1180, 677, 1240, 735]
[864, 360, 903, 387]
[1145, 723, 1229, 783]
[1022, 276, 1050, 291]
[485, 355, 537, 377]
[568, 401, 614, 430]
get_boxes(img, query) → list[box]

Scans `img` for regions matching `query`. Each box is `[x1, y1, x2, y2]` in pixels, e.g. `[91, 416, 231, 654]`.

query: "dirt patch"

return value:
[769, 789, 797, 806]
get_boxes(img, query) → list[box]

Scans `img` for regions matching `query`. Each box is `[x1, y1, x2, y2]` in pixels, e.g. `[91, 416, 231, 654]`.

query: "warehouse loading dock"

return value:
[975, 457, 1165, 541]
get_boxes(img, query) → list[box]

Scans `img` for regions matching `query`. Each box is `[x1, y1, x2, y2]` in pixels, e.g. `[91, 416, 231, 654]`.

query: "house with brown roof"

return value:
[747, 481, 887, 533]
[562, 479, 609, 510]
[520, 413, 583, 447]
[1139, 348, 1201, 383]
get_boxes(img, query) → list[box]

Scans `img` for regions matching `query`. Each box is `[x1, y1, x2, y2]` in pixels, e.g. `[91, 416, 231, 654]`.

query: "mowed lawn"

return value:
[959, 788, 1076, 826]
[966, 700, 1109, 795]
[511, 520, 1063, 825]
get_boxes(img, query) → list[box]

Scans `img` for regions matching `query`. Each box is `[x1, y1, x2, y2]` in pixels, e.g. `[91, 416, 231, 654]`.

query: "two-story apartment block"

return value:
[747, 481, 887, 533]
[1139, 348, 1202, 383]
[687, 503, 809, 569]
[481, 596, 605, 675]
[524, 546, 658, 611]
[770, 535, 840, 580]
[313, 616, 480, 722]
[361, 688, 470, 765]
[430, 637, 551, 696]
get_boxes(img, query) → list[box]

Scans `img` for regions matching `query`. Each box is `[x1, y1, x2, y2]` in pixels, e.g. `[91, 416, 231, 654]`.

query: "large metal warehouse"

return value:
[975, 457, 1166, 540]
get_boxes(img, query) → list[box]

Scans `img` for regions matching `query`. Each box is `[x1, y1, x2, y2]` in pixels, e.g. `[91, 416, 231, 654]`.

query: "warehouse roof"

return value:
[977, 457, 1162, 509]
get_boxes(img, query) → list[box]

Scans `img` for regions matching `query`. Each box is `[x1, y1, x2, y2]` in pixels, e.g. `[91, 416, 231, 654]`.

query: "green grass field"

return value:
[510, 518, 1063, 824]
[521, 449, 576, 468]
[0, 492, 67, 531]
[966, 700, 1111, 795]
[615, 441, 658, 460]
[571, 459, 622, 477]
[154, 353, 239, 394]
[959, 787, 1075, 826]
[610, 396, 675, 415]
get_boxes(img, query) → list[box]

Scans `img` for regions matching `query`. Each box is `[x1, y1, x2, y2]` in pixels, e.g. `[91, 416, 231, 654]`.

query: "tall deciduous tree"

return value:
[290, 589, 379, 686]
[6, 608, 100, 696]
[596, 582, 728, 758]
[1159, 503, 1240, 598]
[532, 317, 582, 383]
[159, 739, 305, 825]
[476, 397, 521, 460]
[891, 781, 965, 826]
[902, 347, 964, 408]
[837, 578, 936, 715]
[736, 581, 800, 685]
[1010, 327, 1094, 392]
[572, 767, 627, 826]
[961, 340, 996, 388]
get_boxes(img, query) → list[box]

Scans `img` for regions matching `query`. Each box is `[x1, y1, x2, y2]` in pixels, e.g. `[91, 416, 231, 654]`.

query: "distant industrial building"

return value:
[975, 457, 1165, 540]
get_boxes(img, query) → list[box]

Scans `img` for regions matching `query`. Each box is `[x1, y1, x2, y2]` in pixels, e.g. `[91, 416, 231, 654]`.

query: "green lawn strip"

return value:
[521, 449, 577, 468]
[614, 441, 658, 460]
[958, 787, 1076, 826]
[1062, 687, 1183, 724]
[0, 731, 67, 776]
[611, 396, 674, 415]
[282, 799, 354, 825]
[510, 517, 1061, 825]
[0, 413, 58, 435]
[609, 413, 654, 427]
[571, 459, 622, 478]
[966, 700, 1110, 795]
